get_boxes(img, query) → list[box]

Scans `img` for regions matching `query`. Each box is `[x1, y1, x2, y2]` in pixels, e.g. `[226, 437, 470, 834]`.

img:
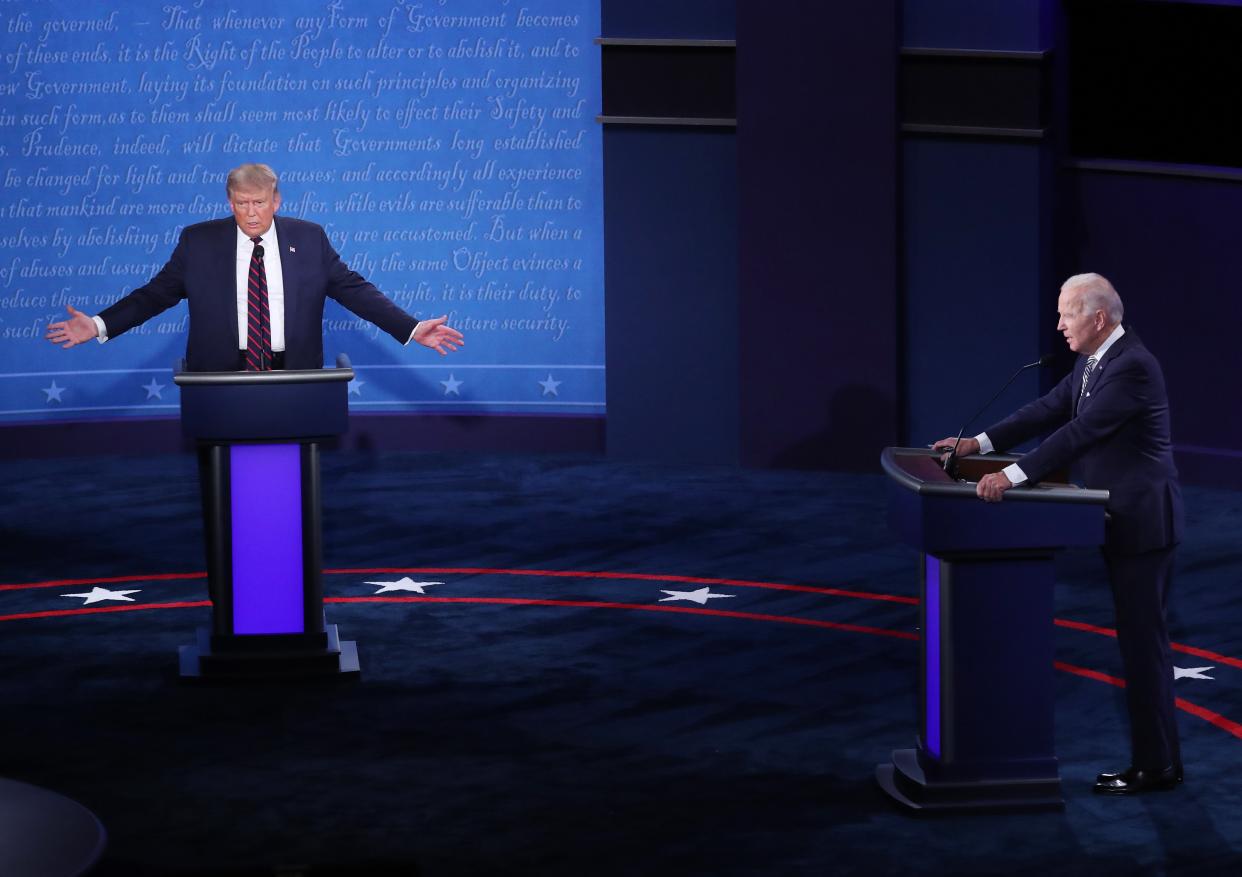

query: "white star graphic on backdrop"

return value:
[61, 587, 142, 605]
[348, 378, 365, 396]
[142, 378, 165, 400]
[365, 577, 443, 594]
[42, 380, 65, 403]
[440, 374, 463, 396]
[1174, 666, 1214, 680]
[538, 373, 561, 397]
[659, 587, 735, 605]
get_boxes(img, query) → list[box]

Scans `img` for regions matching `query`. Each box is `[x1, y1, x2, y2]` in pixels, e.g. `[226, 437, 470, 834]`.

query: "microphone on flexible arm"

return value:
[939, 354, 1055, 477]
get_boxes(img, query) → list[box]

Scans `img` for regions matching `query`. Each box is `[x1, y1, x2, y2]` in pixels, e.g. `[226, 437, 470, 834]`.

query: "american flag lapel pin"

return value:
[289, 246, 296, 253]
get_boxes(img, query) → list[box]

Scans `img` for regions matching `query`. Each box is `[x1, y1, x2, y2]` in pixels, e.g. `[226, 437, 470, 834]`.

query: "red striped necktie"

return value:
[245, 235, 272, 371]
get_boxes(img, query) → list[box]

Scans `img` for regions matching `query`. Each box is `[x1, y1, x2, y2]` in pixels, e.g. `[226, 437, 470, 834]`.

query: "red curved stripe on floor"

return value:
[325, 595, 921, 640]
[1057, 618, 1242, 671]
[0, 595, 914, 640]
[325, 567, 921, 604]
[1175, 697, 1242, 739]
[4, 597, 1239, 741]
[0, 600, 211, 622]
[1055, 618, 1117, 638]
[0, 572, 205, 592]
[0, 567, 917, 604]
[4, 568, 1241, 672]
[1166, 641, 1242, 671]
[1055, 660, 1242, 741]
[1054, 660, 1125, 688]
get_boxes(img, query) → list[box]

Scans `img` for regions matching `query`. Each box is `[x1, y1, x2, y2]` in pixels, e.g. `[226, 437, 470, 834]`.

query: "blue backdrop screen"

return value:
[0, 0, 603, 421]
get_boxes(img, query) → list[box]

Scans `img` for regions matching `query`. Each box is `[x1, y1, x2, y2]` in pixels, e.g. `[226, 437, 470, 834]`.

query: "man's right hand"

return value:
[46, 305, 99, 348]
[933, 436, 980, 463]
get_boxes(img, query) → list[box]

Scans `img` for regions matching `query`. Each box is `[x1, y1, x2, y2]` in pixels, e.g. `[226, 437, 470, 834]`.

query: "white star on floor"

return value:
[659, 587, 735, 605]
[440, 374, 463, 396]
[1174, 666, 1214, 680]
[365, 577, 444, 594]
[61, 587, 142, 605]
[348, 378, 365, 396]
[538, 373, 561, 396]
[142, 378, 165, 400]
[42, 380, 65, 403]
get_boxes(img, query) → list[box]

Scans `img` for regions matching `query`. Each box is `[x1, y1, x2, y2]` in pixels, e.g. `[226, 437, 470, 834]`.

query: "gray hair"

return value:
[226, 163, 280, 198]
[1062, 272, 1124, 325]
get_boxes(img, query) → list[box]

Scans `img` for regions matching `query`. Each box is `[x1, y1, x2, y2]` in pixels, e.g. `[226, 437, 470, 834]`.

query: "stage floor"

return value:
[1, 450, 1240, 875]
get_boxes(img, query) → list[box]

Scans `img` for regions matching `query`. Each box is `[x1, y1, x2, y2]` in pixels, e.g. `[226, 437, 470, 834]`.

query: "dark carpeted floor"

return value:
[1, 449, 1241, 875]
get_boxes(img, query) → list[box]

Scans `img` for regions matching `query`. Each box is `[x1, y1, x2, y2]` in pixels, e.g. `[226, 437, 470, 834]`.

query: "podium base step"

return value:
[179, 624, 361, 680]
[877, 748, 1063, 813]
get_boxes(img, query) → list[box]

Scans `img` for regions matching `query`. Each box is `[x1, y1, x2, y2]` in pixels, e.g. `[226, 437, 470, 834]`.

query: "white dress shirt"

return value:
[235, 224, 286, 353]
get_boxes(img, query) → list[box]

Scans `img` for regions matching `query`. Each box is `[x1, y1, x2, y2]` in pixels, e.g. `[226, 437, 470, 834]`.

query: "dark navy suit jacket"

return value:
[98, 215, 419, 372]
[986, 330, 1183, 555]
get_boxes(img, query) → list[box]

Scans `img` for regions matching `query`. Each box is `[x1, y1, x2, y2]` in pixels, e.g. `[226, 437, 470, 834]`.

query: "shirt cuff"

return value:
[405, 322, 419, 345]
[1003, 463, 1027, 486]
[975, 432, 994, 455]
[92, 315, 109, 343]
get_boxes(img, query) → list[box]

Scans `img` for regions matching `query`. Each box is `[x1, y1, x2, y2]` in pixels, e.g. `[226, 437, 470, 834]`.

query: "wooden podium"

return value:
[877, 447, 1108, 811]
[173, 355, 359, 680]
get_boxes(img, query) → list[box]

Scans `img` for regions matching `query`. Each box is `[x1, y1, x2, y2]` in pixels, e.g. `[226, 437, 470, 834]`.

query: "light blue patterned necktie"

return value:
[1078, 355, 1098, 399]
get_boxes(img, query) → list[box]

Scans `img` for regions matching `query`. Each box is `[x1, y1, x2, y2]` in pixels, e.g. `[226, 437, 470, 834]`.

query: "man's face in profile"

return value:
[1056, 286, 1105, 355]
[229, 184, 281, 237]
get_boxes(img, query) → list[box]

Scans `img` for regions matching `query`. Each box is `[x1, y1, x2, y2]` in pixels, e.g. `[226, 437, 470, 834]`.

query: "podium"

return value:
[876, 447, 1108, 811]
[173, 355, 359, 680]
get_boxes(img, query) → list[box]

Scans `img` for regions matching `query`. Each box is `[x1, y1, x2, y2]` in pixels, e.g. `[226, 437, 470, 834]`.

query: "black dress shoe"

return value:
[1093, 765, 1181, 795]
[1096, 764, 1183, 784]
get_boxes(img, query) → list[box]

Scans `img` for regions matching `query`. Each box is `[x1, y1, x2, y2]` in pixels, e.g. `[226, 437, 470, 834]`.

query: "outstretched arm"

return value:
[45, 305, 100, 348]
[411, 315, 465, 356]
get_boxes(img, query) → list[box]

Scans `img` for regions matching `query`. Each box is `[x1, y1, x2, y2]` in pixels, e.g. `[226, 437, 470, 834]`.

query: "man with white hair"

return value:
[937, 273, 1184, 795]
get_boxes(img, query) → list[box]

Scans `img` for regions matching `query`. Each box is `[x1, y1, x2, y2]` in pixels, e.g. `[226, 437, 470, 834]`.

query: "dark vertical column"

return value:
[900, 1, 1057, 446]
[301, 442, 326, 636]
[736, 2, 899, 470]
[600, 2, 740, 465]
[199, 443, 233, 637]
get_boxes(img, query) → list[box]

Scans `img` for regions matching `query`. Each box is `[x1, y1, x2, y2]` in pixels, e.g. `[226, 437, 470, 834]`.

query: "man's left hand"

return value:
[413, 315, 465, 356]
[977, 471, 1012, 503]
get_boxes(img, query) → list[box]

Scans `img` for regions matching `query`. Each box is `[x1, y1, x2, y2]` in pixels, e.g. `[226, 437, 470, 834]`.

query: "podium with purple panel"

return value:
[877, 447, 1108, 811]
[173, 354, 359, 679]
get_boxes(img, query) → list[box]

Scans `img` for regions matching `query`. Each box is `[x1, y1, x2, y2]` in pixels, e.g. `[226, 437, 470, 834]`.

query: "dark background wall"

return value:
[603, 0, 899, 471]
[607, 0, 1242, 487]
[900, 0, 1242, 486]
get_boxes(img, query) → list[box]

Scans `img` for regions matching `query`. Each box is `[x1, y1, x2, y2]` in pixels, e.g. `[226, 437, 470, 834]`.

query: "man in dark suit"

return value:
[45, 162, 463, 367]
[937, 273, 1183, 795]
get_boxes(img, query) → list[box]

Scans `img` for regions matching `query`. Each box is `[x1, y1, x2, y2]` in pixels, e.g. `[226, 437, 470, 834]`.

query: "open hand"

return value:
[413, 315, 465, 356]
[46, 305, 99, 348]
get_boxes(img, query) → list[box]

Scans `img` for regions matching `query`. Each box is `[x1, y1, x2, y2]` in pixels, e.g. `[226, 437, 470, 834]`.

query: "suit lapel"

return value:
[1076, 329, 1133, 416]
[1072, 356, 1088, 417]
[217, 219, 240, 352]
[275, 216, 298, 349]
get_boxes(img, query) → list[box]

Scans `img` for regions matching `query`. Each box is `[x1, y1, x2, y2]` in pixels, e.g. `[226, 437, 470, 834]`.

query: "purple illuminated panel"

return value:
[924, 554, 941, 759]
[230, 444, 304, 635]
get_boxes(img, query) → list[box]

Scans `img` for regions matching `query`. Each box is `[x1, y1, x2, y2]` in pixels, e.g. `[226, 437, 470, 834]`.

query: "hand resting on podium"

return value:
[932, 435, 1013, 503]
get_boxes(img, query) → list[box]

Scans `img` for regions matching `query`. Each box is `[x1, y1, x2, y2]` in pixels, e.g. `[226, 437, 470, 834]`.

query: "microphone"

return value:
[940, 354, 1054, 476]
